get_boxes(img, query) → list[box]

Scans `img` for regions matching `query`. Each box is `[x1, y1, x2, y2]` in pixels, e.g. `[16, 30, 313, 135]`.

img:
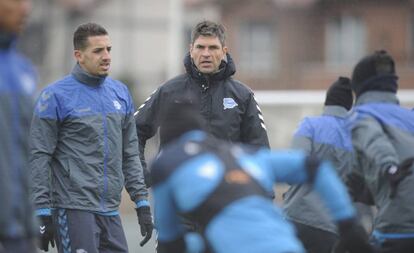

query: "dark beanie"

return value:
[324, 77, 353, 111]
[351, 50, 398, 98]
[159, 96, 204, 146]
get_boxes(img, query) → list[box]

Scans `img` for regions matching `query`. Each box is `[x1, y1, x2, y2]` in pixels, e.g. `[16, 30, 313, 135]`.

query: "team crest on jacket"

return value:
[223, 98, 238, 110]
[113, 100, 122, 110]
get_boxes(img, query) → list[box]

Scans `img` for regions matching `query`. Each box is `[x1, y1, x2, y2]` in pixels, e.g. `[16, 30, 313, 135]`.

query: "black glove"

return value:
[385, 158, 414, 198]
[345, 172, 375, 205]
[38, 215, 56, 252]
[136, 206, 153, 247]
[335, 218, 375, 253]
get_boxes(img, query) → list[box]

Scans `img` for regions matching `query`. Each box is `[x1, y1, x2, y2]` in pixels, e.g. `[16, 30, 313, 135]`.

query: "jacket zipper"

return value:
[98, 87, 108, 211]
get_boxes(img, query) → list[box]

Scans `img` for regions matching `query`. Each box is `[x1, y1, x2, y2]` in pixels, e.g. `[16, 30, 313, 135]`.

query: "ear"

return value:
[189, 44, 194, 57]
[74, 50, 83, 63]
[223, 46, 228, 55]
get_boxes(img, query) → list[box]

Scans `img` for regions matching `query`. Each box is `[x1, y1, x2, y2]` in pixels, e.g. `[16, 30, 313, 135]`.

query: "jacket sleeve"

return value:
[123, 91, 149, 201]
[134, 87, 162, 182]
[29, 89, 60, 209]
[240, 92, 270, 148]
[351, 115, 398, 174]
[290, 118, 313, 154]
[244, 149, 356, 222]
[152, 178, 186, 253]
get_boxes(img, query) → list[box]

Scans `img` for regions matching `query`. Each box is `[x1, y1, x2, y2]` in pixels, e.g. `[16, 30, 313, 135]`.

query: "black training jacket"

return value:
[135, 53, 269, 184]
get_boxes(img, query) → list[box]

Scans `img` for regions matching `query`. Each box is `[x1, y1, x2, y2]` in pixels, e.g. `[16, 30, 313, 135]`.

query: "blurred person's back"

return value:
[0, 0, 38, 252]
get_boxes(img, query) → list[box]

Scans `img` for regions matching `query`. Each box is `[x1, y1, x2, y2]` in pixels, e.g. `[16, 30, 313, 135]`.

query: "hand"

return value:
[336, 218, 375, 253]
[345, 172, 374, 205]
[38, 215, 56, 252]
[136, 206, 153, 246]
[386, 158, 414, 198]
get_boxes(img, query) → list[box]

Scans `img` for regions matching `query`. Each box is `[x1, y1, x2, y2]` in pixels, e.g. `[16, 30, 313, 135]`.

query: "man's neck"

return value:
[72, 63, 106, 86]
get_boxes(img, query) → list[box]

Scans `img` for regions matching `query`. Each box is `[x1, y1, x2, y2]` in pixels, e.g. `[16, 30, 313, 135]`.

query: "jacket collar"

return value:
[183, 52, 236, 82]
[355, 91, 399, 106]
[322, 105, 349, 118]
[0, 32, 15, 50]
[71, 63, 106, 86]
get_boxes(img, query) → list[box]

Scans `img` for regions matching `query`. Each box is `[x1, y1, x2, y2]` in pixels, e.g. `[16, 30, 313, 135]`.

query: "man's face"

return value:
[190, 35, 227, 74]
[0, 0, 31, 34]
[74, 35, 112, 77]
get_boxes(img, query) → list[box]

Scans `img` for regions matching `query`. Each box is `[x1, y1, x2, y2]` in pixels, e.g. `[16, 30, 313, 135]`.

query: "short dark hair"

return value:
[73, 23, 108, 50]
[191, 20, 226, 46]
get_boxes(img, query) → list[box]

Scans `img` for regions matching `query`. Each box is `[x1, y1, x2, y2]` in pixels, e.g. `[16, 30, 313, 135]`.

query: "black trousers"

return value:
[292, 221, 338, 253]
[53, 209, 129, 253]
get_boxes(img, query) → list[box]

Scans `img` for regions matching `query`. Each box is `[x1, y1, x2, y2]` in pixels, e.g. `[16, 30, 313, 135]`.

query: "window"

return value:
[325, 15, 366, 66]
[239, 22, 276, 75]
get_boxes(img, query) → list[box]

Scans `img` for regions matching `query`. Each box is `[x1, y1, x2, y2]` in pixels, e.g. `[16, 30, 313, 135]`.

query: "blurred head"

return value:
[73, 23, 111, 77]
[159, 96, 204, 146]
[190, 20, 228, 74]
[324, 77, 353, 111]
[351, 50, 398, 98]
[0, 0, 31, 34]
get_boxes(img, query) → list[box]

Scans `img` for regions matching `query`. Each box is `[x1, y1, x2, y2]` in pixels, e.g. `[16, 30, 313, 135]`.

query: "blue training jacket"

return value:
[29, 64, 148, 214]
[150, 130, 356, 253]
[283, 105, 354, 234]
[0, 38, 38, 238]
[347, 91, 414, 236]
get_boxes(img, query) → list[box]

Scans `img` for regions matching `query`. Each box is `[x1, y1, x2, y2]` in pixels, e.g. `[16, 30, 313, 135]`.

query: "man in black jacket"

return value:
[135, 20, 270, 187]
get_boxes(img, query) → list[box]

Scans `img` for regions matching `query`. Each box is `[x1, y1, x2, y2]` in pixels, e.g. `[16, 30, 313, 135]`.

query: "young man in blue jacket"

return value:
[29, 23, 153, 253]
[0, 0, 38, 252]
[283, 77, 354, 253]
[150, 99, 374, 253]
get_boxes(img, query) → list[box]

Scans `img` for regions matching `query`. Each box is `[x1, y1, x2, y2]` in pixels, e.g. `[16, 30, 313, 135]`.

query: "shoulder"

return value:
[294, 116, 320, 137]
[226, 79, 253, 93]
[159, 74, 188, 92]
[303, 115, 328, 127]
[48, 75, 76, 93]
[105, 77, 127, 89]
[36, 76, 80, 106]
[151, 133, 212, 185]
[150, 140, 193, 186]
[223, 79, 255, 102]
[12, 51, 35, 72]
[105, 77, 131, 95]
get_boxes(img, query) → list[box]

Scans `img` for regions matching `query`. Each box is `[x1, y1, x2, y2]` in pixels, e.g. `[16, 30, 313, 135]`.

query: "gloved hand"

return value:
[345, 172, 374, 205]
[385, 158, 414, 198]
[38, 215, 56, 252]
[136, 206, 153, 247]
[335, 218, 375, 253]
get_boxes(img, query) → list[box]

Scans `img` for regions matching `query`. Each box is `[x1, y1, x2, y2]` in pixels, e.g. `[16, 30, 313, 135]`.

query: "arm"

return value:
[351, 116, 398, 174]
[252, 150, 356, 221]
[123, 91, 149, 203]
[134, 87, 162, 186]
[29, 89, 60, 212]
[123, 91, 154, 245]
[240, 92, 270, 148]
[153, 183, 186, 253]
[290, 118, 313, 154]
